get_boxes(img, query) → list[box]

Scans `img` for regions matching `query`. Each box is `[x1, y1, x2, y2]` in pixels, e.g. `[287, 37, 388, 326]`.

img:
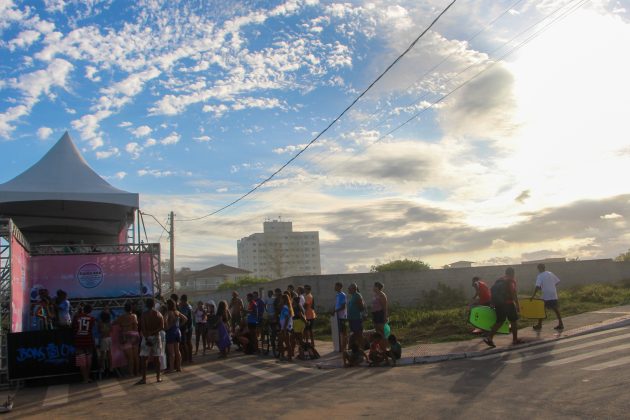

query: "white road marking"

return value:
[189, 368, 235, 384]
[42, 384, 69, 406]
[154, 377, 181, 391]
[545, 343, 630, 366]
[582, 355, 630, 371]
[224, 361, 283, 379]
[260, 360, 322, 373]
[505, 332, 630, 364]
[97, 380, 126, 398]
[473, 327, 630, 361]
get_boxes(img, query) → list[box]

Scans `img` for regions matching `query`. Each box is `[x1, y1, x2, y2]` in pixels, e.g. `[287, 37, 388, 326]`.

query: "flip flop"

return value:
[156, 378, 163, 383]
[532, 325, 542, 331]
[483, 338, 496, 348]
[135, 379, 146, 385]
[554, 325, 565, 330]
[512, 339, 525, 345]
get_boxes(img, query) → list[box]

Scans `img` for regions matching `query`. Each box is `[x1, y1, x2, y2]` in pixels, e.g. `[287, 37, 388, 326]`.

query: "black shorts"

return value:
[349, 319, 363, 334]
[337, 318, 347, 334]
[183, 328, 193, 342]
[372, 310, 385, 325]
[305, 319, 315, 330]
[544, 299, 559, 309]
[195, 323, 206, 335]
[495, 303, 518, 324]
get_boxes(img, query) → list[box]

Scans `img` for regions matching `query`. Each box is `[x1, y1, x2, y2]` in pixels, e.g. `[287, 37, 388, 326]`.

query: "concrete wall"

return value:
[183, 259, 630, 310]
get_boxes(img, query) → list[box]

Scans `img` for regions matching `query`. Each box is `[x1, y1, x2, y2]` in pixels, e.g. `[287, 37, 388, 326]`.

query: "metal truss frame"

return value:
[0, 219, 29, 385]
[0, 218, 162, 385]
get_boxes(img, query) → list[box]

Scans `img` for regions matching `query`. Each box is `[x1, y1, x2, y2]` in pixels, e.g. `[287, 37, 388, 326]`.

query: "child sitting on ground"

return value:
[368, 332, 391, 366]
[387, 334, 402, 364]
[343, 335, 368, 367]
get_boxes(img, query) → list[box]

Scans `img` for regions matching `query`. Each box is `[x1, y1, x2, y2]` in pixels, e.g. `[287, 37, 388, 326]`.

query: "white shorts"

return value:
[140, 334, 163, 358]
[100, 337, 112, 352]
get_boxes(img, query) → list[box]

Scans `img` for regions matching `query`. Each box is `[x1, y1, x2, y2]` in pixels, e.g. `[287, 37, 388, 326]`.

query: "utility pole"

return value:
[169, 211, 175, 292]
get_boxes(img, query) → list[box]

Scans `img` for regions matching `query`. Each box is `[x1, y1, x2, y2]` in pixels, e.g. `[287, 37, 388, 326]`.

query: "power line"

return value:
[290, 0, 527, 174]
[175, 0, 459, 222]
[208, 0, 591, 219]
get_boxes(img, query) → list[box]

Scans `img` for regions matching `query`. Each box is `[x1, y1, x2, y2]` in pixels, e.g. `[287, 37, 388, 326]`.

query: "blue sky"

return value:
[1, 0, 630, 273]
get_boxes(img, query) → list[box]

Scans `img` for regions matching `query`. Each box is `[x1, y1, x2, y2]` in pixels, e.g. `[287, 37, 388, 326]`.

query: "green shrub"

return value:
[418, 282, 467, 310]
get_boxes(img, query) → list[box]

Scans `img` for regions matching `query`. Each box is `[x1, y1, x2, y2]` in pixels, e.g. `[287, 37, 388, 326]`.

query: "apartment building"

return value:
[237, 219, 321, 280]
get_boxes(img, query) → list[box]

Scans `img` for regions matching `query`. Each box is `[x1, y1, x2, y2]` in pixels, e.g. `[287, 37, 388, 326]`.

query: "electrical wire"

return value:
[175, 0, 459, 222]
[202, 0, 591, 221]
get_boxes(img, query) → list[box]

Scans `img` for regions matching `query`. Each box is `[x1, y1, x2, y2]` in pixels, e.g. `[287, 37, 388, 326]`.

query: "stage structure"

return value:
[0, 132, 161, 383]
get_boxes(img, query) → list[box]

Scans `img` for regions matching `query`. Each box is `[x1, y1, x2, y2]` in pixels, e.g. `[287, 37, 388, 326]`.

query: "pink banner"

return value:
[30, 253, 153, 299]
[11, 236, 30, 333]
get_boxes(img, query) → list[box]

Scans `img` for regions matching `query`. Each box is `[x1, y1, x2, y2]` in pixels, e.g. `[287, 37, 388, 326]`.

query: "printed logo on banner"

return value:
[76, 263, 104, 288]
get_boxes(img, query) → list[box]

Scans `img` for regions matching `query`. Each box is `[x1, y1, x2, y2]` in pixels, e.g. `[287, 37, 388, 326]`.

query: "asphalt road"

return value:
[8, 326, 630, 419]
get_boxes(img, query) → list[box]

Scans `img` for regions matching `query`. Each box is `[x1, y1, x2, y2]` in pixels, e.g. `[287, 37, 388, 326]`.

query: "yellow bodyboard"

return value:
[519, 298, 546, 319]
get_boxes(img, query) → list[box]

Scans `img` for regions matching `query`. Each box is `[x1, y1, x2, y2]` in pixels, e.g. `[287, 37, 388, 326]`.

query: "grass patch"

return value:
[314, 281, 630, 346]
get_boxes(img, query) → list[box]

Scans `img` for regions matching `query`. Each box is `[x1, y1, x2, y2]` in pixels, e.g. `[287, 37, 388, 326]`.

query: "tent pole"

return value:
[137, 210, 143, 297]
[169, 211, 175, 293]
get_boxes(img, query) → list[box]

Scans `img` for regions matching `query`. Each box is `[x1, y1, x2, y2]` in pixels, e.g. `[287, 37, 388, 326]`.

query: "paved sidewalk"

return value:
[308, 305, 630, 369]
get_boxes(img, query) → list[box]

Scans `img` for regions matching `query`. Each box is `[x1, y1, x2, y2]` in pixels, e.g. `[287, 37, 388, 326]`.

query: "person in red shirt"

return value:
[470, 277, 492, 334]
[73, 304, 96, 383]
[472, 277, 491, 306]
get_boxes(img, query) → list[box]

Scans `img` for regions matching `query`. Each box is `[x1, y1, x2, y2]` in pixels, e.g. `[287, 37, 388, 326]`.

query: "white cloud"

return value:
[137, 169, 176, 177]
[125, 142, 141, 159]
[194, 135, 211, 142]
[232, 97, 284, 111]
[13, 58, 73, 100]
[8, 30, 41, 51]
[101, 66, 160, 97]
[95, 147, 120, 159]
[72, 67, 161, 148]
[144, 138, 157, 147]
[0, 105, 29, 139]
[114, 171, 127, 180]
[0, 1, 28, 34]
[131, 125, 152, 137]
[85, 65, 101, 82]
[216, 187, 228, 193]
[202, 104, 229, 118]
[601, 213, 622, 220]
[160, 132, 180, 145]
[0, 59, 73, 138]
[71, 109, 111, 149]
[37, 126, 53, 140]
[118, 121, 132, 127]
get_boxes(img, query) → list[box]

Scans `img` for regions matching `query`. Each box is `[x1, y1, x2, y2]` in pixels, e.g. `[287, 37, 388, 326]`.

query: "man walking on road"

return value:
[531, 263, 564, 331]
[484, 267, 522, 348]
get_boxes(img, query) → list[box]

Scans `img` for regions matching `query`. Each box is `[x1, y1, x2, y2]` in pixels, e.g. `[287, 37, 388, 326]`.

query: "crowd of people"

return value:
[62, 280, 406, 384]
[64, 284, 328, 384]
[332, 281, 401, 368]
[30, 288, 72, 330]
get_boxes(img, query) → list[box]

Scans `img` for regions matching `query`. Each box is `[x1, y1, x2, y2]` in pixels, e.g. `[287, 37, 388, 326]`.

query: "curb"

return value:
[411, 314, 630, 365]
[313, 313, 630, 369]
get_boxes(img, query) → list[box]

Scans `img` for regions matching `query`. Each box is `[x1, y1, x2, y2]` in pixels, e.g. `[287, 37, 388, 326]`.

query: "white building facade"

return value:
[237, 220, 321, 280]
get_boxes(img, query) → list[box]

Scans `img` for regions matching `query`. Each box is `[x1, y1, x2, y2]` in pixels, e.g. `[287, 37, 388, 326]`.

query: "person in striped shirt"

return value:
[73, 304, 96, 384]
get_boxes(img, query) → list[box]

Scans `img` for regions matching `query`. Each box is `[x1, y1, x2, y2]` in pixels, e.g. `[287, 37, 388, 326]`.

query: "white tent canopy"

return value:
[0, 132, 139, 245]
